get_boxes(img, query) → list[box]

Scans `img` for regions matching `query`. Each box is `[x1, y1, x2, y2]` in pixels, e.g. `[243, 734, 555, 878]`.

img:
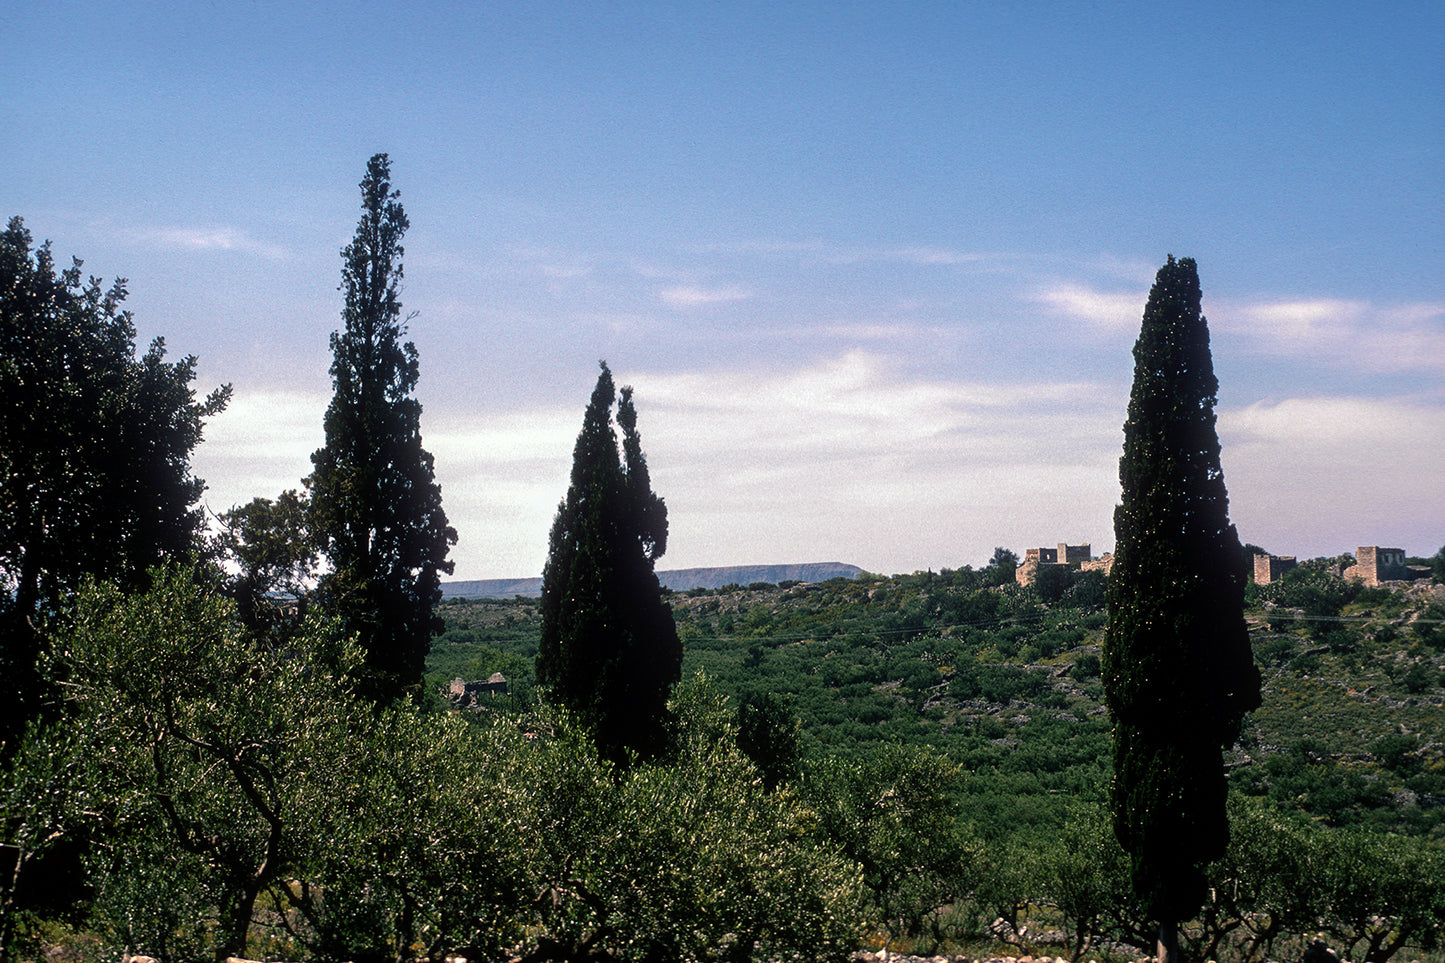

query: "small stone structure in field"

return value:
[447, 673, 508, 707]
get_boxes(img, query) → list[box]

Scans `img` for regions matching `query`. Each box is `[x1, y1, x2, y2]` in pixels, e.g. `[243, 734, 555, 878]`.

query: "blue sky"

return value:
[5, 0, 1442, 578]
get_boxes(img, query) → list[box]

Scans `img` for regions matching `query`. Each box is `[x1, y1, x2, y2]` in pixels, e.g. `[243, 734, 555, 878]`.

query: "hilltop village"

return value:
[1015, 542, 1434, 589]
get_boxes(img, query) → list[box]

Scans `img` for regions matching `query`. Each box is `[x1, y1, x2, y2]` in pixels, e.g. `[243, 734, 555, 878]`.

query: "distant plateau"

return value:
[442, 562, 864, 598]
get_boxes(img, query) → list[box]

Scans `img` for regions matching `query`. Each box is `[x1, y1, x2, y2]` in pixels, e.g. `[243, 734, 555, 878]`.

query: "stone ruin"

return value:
[1017, 543, 1111, 585]
[1344, 545, 1417, 587]
[1253, 553, 1298, 585]
[447, 672, 508, 707]
[1254, 546, 1428, 587]
[1004, 540, 1426, 590]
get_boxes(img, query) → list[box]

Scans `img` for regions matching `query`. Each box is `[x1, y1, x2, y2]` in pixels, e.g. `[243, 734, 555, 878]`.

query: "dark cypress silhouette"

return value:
[536, 362, 682, 763]
[308, 154, 456, 702]
[1104, 255, 1261, 962]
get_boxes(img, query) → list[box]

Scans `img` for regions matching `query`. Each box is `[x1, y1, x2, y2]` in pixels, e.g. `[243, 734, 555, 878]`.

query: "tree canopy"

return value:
[1104, 255, 1261, 956]
[536, 362, 682, 763]
[0, 215, 229, 752]
[307, 155, 456, 702]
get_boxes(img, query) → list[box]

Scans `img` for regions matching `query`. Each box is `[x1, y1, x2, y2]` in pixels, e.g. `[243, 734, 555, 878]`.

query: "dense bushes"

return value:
[6, 563, 1443, 961]
[972, 797, 1443, 963]
[1, 569, 866, 962]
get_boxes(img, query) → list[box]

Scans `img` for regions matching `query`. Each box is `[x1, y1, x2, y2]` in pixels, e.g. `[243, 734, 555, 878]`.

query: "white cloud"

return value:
[1219, 396, 1445, 557]
[130, 225, 290, 260]
[193, 389, 327, 513]
[425, 409, 582, 579]
[657, 284, 754, 308]
[1035, 283, 1146, 332]
[1032, 282, 1445, 378]
[338, 351, 1129, 578]
[194, 364, 1443, 583]
[626, 351, 1125, 573]
[1219, 298, 1445, 374]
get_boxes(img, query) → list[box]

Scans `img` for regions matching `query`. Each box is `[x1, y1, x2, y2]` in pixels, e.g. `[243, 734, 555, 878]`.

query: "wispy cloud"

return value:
[1035, 283, 1146, 332]
[825, 246, 990, 267]
[690, 239, 999, 268]
[1033, 282, 1445, 377]
[1220, 298, 1445, 374]
[657, 284, 754, 308]
[129, 225, 290, 260]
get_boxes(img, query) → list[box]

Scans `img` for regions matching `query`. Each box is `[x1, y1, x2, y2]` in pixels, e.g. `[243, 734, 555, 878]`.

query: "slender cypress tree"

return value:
[308, 154, 456, 702]
[536, 362, 682, 763]
[1104, 255, 1261, 963]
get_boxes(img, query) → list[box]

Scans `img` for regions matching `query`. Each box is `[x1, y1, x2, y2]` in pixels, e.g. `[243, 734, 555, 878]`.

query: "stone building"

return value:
[1017, 543, 1093, 585]
[1253, 554, 1298, 585]
[1344, 546, 1411, 587]
[447, 672, 509, 707]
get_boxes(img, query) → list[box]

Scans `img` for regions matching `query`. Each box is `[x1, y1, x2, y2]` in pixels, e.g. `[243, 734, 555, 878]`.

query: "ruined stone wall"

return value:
[1253, 554, 1297, 585]
[1347, 546, 1410, 586]
[1024, 547, 1058, 565]
[1017, 543, 1093, 585]
[448, 673, 509, 707]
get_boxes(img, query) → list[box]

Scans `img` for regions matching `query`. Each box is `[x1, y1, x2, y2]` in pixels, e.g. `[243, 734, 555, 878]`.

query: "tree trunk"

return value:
[217, 882, 261, 963]
[1157, 919, 1179, 963]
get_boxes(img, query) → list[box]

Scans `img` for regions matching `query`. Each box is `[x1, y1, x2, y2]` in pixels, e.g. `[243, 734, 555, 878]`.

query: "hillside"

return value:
[430, 560, 1445, 841]
[441, 561, 863, 598]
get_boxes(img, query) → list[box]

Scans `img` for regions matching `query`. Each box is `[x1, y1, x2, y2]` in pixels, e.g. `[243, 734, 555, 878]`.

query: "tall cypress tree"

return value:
[537, 362, 682, 763]
[1104, 255, 1261, 963]
[308, 154, 456, 702]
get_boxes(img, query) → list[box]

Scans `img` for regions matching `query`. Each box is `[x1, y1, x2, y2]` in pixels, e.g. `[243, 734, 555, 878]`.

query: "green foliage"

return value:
[1034, 803, 1149, 960]
[802, 742, 981, 938]
[0, 216, 230, 754]
[1105, 255, 1262, 928]
[215, 489, 319, 640]
[20, 565, 366, 961]
[1317, 825, 1445, 962]
[307, 155, 457, 703]
[536, 363, 681, 763]
[4, 574, 867, 963]
[491, 695, 867, 963]
[950, 663, 1048, 703]
[985, 547, 1019, 586]
[1262, 563, 1364, 629]
[736, 690, 803, 790]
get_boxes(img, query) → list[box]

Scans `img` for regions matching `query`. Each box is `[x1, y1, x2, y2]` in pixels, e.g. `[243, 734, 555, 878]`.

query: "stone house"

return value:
[1017, 543, 1094, 585]
[447, 672, 509, 707]
[1344, 546, 1413, 587]
[1253, 554, 1298, 585]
